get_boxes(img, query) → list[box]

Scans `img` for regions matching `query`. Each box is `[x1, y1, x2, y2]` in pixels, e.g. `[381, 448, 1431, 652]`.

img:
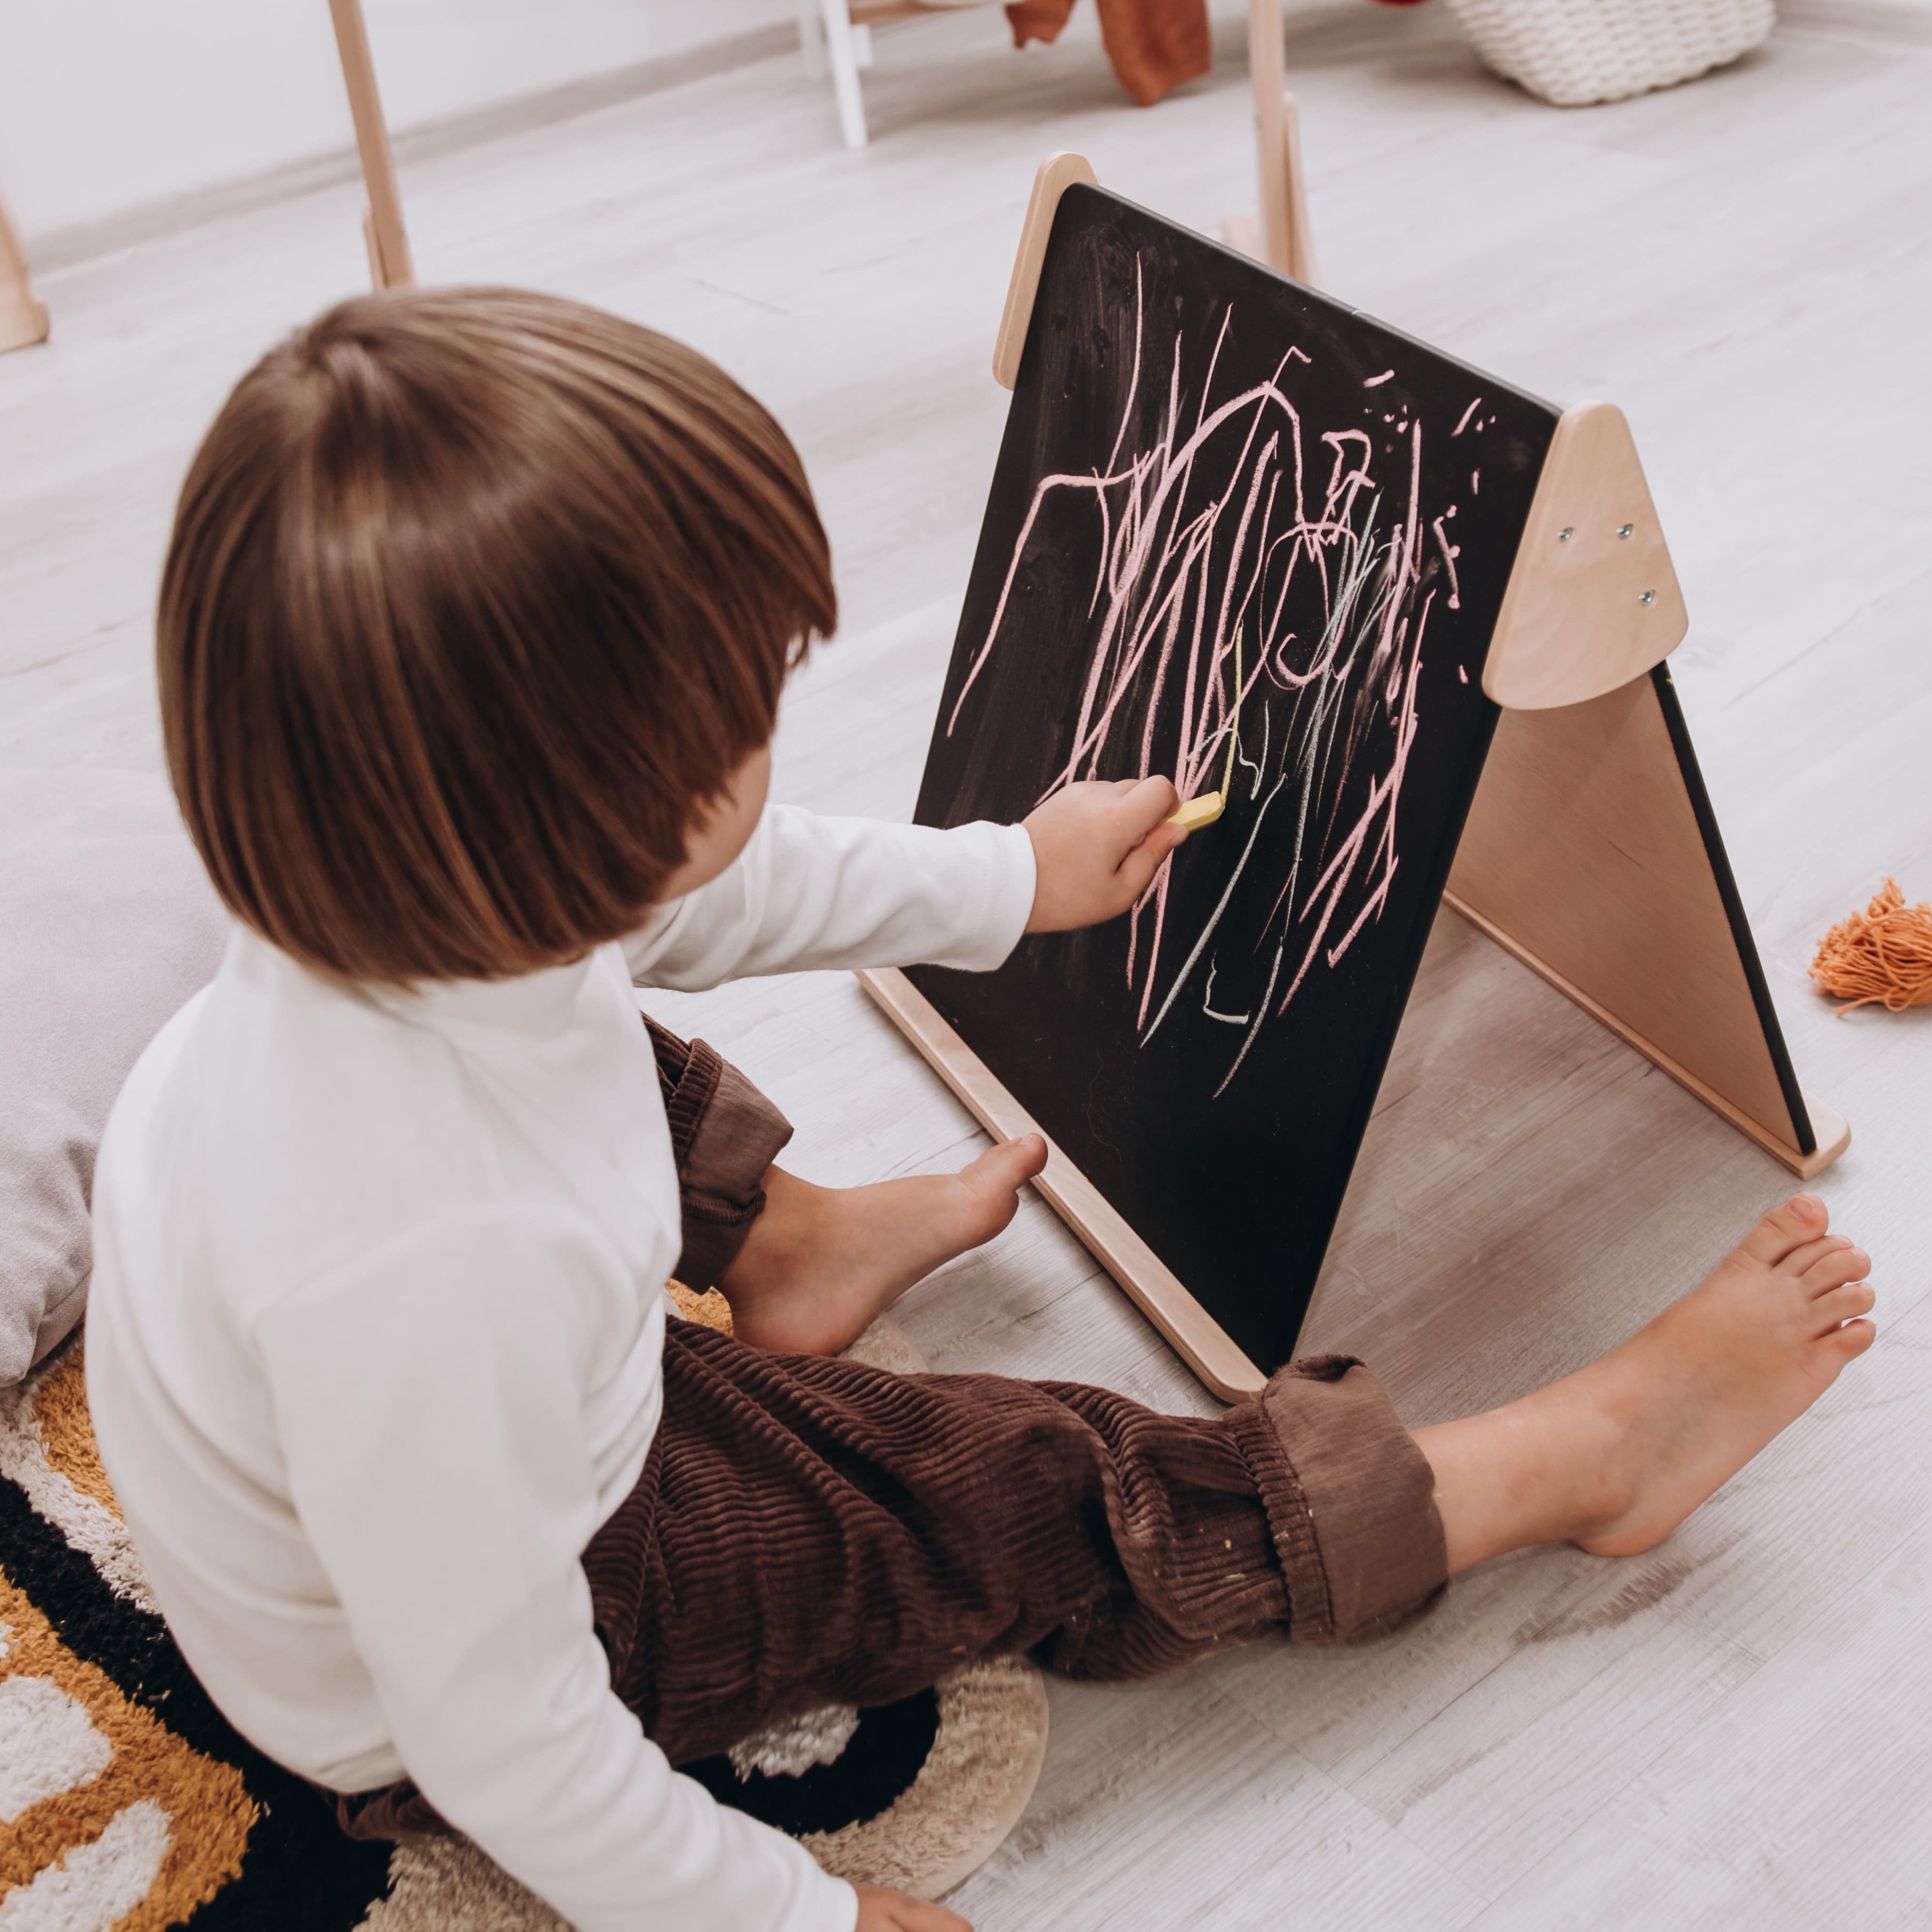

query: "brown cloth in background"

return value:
[1004, 0, 1213, 106]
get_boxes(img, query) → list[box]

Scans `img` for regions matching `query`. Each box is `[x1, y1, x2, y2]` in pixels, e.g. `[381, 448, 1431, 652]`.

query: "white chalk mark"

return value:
[1201, 961, 1252, 1025]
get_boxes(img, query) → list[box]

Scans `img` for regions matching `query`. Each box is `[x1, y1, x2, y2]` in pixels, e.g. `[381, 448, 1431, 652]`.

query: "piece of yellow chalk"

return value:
[1167, 626, 1245, 836]
[1168, 790, 1225, 833]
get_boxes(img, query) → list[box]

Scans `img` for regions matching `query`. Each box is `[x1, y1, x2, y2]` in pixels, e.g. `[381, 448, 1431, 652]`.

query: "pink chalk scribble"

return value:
[947, 267, 1454, 1096]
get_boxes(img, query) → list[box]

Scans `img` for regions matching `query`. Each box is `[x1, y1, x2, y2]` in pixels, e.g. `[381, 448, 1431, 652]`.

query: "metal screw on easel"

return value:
[1558, 526, 1574, 542]
[1640, 590, 1656, 604]
[1617, 523, 1635, 539]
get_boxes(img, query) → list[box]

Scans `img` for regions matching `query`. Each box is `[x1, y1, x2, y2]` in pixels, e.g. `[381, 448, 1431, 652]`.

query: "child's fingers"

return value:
[1114, 774, 1182, 843]
[856, 1889, 973, 1932]
[1114, 819, 1187, 903]
[906, 1905, 972, 1932]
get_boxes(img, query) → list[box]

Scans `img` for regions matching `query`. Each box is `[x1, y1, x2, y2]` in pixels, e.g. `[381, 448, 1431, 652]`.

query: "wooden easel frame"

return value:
[327, 0, 415, 291]
[862, 153, 1847, 1403]
[1, 190, 50, 354]
[1444, 667, 1850, 1178]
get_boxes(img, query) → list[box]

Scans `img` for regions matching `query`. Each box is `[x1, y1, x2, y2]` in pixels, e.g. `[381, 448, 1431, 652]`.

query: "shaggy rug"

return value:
[0, 1317, 1048, 1926]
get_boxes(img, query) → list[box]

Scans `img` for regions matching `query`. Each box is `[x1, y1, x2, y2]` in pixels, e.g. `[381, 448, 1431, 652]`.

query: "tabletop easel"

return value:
[326, 0, 415, 290]
[1221, 0, 1317, 282]
[863, 153, 1847, 1402]
[1, 191, 50, 354]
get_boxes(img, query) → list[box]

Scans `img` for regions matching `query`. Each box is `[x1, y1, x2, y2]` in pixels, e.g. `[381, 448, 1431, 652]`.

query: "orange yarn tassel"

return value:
[1809, 879, 1932, 1015]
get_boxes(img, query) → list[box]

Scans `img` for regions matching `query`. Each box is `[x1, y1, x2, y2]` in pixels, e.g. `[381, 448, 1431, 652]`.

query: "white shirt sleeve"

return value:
[622, 804, 1036, 991]
[255, 1202, 858, 1932]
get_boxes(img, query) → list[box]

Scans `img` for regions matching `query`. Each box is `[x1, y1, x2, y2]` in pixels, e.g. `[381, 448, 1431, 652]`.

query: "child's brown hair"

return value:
[159, 287, 835, 983]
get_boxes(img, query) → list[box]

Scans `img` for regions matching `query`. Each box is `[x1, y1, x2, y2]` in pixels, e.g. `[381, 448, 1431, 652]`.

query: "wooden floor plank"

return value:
[1470, 1532, 1932, 1929]
[950, 1674, 1487, 1931]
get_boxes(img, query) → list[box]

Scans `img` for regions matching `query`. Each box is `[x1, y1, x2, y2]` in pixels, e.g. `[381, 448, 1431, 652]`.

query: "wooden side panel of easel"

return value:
[1445, 667, 1847, 1177]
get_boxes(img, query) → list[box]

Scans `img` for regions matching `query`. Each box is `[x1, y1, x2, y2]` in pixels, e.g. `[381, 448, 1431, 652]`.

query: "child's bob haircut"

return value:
[159, 287, 835, 985]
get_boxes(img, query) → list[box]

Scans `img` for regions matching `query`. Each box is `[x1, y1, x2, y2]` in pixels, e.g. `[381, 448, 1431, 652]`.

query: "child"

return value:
[88, 289, 1876, 1932]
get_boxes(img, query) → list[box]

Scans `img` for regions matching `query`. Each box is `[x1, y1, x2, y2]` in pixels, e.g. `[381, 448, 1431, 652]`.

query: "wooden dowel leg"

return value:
[1275, 91, 1319, 286]
[1249, 0, 1291, 272]
[820, 0, 870, 148]
[327, 0, 415, 290]
[1, 191, 50, 353]
[1224, 4, 1318, 287]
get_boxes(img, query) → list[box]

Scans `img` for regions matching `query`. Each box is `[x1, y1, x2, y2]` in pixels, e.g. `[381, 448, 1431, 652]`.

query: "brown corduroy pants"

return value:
[340, 1018, 1445, 1839]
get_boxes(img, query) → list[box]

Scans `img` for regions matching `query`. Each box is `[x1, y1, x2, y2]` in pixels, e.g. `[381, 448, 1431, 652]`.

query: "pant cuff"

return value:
[643, 1017, 794, 1289]
[1234, 1354, 1447, 1645]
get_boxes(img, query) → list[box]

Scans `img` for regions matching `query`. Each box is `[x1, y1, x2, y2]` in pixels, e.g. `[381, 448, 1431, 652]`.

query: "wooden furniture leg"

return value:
[1222, 0, 1318, 282]
[820, 0, 871, 147]
[326, 0, 415, 290]
[797, 0, 828, 77]
[1, 192, 49, 354]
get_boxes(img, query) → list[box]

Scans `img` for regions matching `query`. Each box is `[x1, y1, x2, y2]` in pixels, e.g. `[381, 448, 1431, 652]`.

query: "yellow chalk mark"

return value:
[1167, 624, 1245, 833]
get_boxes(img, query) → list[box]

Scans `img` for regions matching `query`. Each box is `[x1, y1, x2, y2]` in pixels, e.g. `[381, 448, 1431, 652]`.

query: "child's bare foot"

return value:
[716, 1136, 1048, 1355]
[1417, 1193, 1876, 1573]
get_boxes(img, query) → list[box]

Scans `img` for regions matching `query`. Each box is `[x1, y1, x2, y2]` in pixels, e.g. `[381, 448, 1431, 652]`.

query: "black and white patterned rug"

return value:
[0, 1319, 1048, 1925]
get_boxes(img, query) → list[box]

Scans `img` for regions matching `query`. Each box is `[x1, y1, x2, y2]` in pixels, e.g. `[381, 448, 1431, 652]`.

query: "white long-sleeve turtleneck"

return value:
[86, 804, 1036, 1932]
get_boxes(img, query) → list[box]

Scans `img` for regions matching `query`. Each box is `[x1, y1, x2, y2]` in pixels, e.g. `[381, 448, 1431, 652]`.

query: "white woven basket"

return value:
[1443, 0, 1775, 105]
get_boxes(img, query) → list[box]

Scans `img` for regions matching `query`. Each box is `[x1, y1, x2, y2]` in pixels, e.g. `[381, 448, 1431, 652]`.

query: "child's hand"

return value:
[1023, 777, 1186, 932]
[854, 1883, 972, 1930]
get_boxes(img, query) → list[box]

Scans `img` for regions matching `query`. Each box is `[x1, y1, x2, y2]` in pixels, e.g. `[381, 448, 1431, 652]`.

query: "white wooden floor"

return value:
[6, 2, 1931, 1924]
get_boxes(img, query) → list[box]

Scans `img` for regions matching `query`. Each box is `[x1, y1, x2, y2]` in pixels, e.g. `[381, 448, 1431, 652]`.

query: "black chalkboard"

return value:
[908, 185, 1561, 1376]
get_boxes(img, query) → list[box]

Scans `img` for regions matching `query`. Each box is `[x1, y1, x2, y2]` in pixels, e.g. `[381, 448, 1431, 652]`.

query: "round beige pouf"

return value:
[800, 1654, 1049, 1901]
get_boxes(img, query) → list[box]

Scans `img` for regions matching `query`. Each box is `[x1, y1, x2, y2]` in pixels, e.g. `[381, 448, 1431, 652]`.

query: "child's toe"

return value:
[1811, 1281, 1876, 1335]
[1824, 1317, 1877, 1360]
[1770, 1233, 1841, 1281]
[1736, 1193, 1829, 1268]
[1801, 1245, 1869, 1297]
